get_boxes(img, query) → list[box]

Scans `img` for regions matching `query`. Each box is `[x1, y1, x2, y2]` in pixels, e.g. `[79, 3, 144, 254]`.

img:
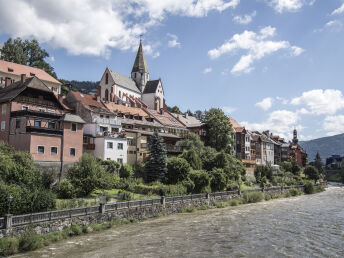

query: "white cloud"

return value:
[323, 115, 344, 136]
[222, 106, 236, 114]
[233, 11, 256, 25]
[268, 0, 303, 13]
[203, 67, 212, 74]
[241, 109, 301, 140]
[332, 3, 344, 15]
[291, 89, 344, 115]
[0, 0, 239, 57]
[255, 97, 273, 111]
[276, 96, 289, 104]
[167, 33, 181, 48]
[208, 26, 303, 74]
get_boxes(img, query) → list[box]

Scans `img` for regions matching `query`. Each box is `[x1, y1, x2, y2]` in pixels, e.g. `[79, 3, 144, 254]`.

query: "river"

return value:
[14, 185, 344, 258]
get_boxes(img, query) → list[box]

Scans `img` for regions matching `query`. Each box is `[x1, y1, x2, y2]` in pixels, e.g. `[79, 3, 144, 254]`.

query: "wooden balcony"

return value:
[83, 143, 95, 150]
[26, 126, 63, 135]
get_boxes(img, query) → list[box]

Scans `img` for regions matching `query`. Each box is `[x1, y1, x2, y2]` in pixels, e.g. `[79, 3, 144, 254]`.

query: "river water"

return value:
[14, 185, 344, 258]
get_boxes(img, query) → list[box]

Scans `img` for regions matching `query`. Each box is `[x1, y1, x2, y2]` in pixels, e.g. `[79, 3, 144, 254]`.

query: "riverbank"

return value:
[0, 183, 326, 257]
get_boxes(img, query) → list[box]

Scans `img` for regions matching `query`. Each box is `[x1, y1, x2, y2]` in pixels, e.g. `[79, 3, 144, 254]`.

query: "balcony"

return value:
[83, 143, 95, 150]
[166, 144, 184, 153]
[94, 117, 121, 126]
[15, 95, 57, 108]
[26, 126, 63, 135]
[96, 131, 126, 138]
[11, 110, 62, 119]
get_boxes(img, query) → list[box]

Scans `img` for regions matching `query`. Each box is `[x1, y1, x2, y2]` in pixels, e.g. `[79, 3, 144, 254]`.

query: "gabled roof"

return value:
[108, 69, 141, 93]
[171, 113, 203, 128]
[0, 77, 57, 104]
[0, 60, 61, 85]
[63, 113, 85, 124]
[229, 118, 244, 133]
[145, 109, 186, 128]
[69, 91, 112, 114]
[105, 102, 150, 117]
[143, 80, 160, 94]
[131, 41, 149, 74]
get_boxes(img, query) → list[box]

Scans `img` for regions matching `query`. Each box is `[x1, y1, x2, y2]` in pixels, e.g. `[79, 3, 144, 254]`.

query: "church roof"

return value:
[108, 69, 141, 93]
[143, 80, 160, 94]
[131, 41, 149, 74]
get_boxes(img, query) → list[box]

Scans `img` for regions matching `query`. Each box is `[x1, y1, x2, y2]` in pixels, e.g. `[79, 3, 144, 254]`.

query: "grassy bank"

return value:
[0, 185, 326, 257]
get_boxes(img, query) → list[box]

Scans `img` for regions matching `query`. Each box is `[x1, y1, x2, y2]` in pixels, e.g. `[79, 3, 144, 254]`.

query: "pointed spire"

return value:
[131, 39, 149, 74]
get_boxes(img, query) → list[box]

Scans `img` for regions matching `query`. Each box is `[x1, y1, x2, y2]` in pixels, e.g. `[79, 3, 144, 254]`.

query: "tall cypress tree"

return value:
[314, 152, 324, 174]
[145, 131, 167, 182]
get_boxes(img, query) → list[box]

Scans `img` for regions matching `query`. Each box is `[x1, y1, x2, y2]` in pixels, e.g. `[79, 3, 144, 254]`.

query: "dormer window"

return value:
[8, 68, 13, 72]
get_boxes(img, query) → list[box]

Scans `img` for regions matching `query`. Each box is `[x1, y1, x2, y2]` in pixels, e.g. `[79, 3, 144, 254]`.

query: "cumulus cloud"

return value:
[233, 11, 256, 25]
[291, 89, 344, 115]
[332, 3, 344, 15]
[208, 26, 303, 74]
[167, 33, 181, 48]
[203, 67, 212, 74]
[0, 0, 239, 57]
[323, 115, 344, 136]
[241, 110, 301, 140]
[268, 0, 303, 13]
[255, 97, 273, 111]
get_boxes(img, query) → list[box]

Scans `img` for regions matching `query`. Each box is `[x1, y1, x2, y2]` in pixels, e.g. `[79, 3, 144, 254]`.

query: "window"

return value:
[37, 146, 45, 154]
[15, 119, 20, 129]
[38, 108, 45, 112]
[48, 122, 56, 129]
[51, 147, 58, 155]
[22, 106, 28, 111]
[1, 104, 6, 115]
[127, 139, 136, 146]
[52, 87, 56, 92]
[106, 115, 109, 119]
[8, 68, 13, 72]
[71, 123, 77, 132]
[117, 158, 123, 163]
[70, 148, 76, 157]
[118, 143, 123, 150]
[34, 120, 41, 127]
[107, 142, 113, 149]
[1, 121, 5, 131]
[48, 109, 55, 113]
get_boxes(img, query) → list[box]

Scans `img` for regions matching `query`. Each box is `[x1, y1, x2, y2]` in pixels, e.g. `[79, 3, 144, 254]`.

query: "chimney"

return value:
[96, 95, 100, 102]
[5, 77, 11, 87]
[21, 74, 26, 83]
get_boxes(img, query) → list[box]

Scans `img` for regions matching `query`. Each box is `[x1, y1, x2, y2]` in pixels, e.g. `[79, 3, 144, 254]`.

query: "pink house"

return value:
[0, 75, 85, 176]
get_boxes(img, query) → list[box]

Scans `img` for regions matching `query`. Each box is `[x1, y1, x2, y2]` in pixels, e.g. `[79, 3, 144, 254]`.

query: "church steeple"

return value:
[292, 128, 298, 144]
[131, 39, 149, 92]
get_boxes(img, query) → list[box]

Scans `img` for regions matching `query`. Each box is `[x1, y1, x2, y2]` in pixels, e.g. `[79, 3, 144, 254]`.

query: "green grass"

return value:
[327, 172, 343, 183]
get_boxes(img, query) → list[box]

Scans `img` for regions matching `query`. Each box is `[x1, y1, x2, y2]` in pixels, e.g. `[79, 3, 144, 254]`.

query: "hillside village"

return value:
[0, 40, 307, 176]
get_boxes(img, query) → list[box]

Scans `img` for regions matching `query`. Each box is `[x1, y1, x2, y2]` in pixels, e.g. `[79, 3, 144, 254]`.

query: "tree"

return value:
[210, 168, 227, 192]
[67, 154, 112, 197]
[179, 148, 202, 170]
[185, 109, 194, 116]
[166, 157, 191, 184]
[314, 152, 324, 175]
[194, 110, 205, 121]
[291, 159, 301, 176]
[179, 132, 204, 154]
[304, 165, 320, 183]
[170, 105, 182, 114]
[145, 131, 167, 182]
[119, 164, 134, 178]
[203, 108, 234, 152]
[189, 170, 210, 193]
[1, 37, 57, 78]
[200, 146, 218, 171]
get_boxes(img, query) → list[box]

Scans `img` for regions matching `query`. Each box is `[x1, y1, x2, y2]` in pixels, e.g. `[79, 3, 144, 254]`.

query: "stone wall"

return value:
[0, 185, 317, 239]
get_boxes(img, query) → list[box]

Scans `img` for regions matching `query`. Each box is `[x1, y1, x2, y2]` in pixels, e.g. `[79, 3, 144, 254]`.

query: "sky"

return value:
[0, 0, 344, 141]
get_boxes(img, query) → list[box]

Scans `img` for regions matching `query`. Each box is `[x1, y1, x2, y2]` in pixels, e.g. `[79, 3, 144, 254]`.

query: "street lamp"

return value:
[7, 195, 13, 214]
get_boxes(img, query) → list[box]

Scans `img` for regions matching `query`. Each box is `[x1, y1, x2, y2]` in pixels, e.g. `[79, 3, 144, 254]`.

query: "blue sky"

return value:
[1, 0, 344, 141]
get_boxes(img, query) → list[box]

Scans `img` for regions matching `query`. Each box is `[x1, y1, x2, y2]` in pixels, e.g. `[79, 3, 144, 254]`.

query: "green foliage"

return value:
[70, 224, 83, 236]
[170, 105, 182, 114]
[179, 133, 205, 154]
[166, 157, 191, 184]
[314, 152, 324, 175]
[179, 149, 202, 170]
[160, 184, 187, 196]
[304, 165, 320, 183]
[0, 237, 19, 256]
[304, 181, 315, 194]
[67, 154, 112, 197]
[134, 162, 146, 180]
[229, 199, 239, 206]
[119, 191, 134, 201]
[101, 160, 121, 175]
[145, 131, 167, 183]
[254, 165, 273, 183]
[41, 171, 55, 190]
[54, 179, 75, 199]
[242, 192, 264, 204]
[119, 164, 134, 179]
[189, 170, 210, 193]
[210, 168, 227, 192]
[181, 178, 195, 193]
[203, 108, 234, 152]
[291, 159, 301, 175]
[18, 229, 44, 252]
[1, 37, 57, 78]
[200, 146, 218, 171]
[287, 188, 302, 197]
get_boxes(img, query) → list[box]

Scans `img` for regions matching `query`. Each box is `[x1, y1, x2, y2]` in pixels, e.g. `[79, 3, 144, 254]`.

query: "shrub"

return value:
[119, 164, 134, 179]
[101, 160, 121, 175]
[304, 181, 315, 194]
[210, 168, 227, 192]
[0, 237, 19, 256]
[70, 224, 83, 236]
[242, 192, 264, 204]
[41, 171, 55, 189]
[54, 179, 75, 199]
[134, 162, 146, 180]
[197, 204, 210, 210]
[226, 181, 239, 191]
[288, 188, 302, 196]
[215, 202, 227, 208]
[19, 229, 43, 252]
[162, 184, 187, 197]
[189, 170, 210, 193]
[166, 157, 191, 184]
[229, 199, 239, 206]
[115, 178, 142, 192]
[181, 178, 195, 193]
[304, 165, 320, 183]
[120, 191, 134, 201]
[179, 149, 202, 170]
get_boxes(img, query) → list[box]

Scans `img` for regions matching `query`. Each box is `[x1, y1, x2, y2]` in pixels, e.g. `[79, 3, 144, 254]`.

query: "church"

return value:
[98, 40, 165, 111]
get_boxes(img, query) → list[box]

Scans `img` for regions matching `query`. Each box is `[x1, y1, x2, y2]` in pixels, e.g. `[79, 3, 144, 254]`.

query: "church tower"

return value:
[131, 40, 149, 93]
[292, 128, 298, 144]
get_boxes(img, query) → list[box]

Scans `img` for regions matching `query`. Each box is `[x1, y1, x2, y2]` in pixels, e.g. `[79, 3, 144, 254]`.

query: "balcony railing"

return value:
[11, 110, 62, 119]
[96, 131, 126, 138]
[26, 126, 63, 135]
[166, 144, 184, 153]
[83, 143, 95, 150]
[94, 117, 121, 126]
[15, 96, 57, 108]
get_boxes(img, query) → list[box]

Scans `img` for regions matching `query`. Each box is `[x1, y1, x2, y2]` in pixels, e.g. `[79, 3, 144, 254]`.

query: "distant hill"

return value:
[299, 133, 344, 162]
[60, 79, 99, 95]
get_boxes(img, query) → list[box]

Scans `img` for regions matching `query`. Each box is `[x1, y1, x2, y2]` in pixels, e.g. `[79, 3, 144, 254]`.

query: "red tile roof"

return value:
[0, 60, 61, 85]
[145, 109, 186, 128]
[229, 118, 244, 133]
[69, 91, 111, 114]
[105, 102, 150, 117]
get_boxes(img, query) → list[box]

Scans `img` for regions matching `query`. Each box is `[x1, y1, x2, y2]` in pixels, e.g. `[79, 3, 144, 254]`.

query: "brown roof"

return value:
[0, 60, 61, 85]
[106, 102, 150, 117]
[69, 91, 111, 114]
[145, 109, 186, 128]
[229, 118, 244, 133]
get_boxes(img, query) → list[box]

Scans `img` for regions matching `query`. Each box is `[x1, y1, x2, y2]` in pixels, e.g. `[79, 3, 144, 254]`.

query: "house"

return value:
[289, 129, 307, 167]
[326, 155, 343, 169]
[64, 91, 127, 164]
[0, 60, 62, 95]
[0, 75, 84, 175]
[171, 113, 207, 142]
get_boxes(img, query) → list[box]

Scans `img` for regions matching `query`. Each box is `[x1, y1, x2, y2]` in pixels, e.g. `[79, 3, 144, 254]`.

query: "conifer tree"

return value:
[314, 152, 324, 174]
[145, 131, 167, 182]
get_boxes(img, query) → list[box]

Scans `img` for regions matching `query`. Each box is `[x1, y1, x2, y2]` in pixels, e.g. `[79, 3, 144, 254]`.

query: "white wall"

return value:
[103, 137, 127, 163]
